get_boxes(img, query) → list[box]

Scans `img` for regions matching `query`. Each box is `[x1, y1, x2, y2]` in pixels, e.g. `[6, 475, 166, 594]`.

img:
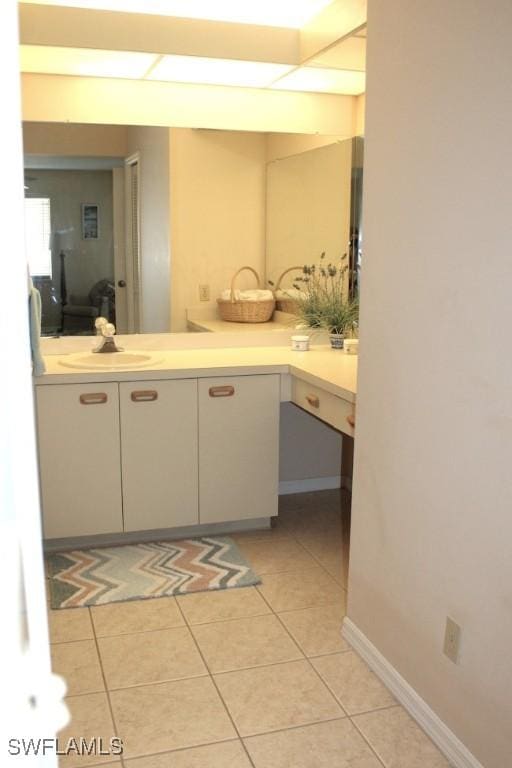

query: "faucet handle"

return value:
[103, 322, 116, 338]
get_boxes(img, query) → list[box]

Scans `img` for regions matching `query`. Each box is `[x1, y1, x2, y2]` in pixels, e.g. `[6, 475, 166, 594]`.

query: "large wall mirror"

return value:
[23, 122, 363, 336]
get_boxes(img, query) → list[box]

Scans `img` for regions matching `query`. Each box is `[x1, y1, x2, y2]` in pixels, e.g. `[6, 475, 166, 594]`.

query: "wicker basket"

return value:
[217, 266, 275, 323]
[274, 266, 303, 314]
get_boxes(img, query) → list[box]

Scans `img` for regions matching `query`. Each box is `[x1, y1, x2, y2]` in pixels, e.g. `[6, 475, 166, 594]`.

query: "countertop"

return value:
[37, 345, 358, 403]
[187, 309, 296, 333]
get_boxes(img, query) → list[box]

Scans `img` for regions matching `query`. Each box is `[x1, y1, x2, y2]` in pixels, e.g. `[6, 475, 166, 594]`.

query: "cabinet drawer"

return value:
[291, 378, 355, 437]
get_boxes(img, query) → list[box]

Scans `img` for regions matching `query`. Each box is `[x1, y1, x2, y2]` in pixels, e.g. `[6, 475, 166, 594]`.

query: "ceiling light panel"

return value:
[19, 0, 335, 28]
[148, 55, 293, 88]
[272, 67, 366, 95]
[20, 45, 157, 79]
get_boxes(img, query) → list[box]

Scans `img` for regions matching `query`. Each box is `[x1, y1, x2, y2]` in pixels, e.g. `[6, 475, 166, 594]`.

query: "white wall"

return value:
[348, 2, 512, 766]
[169, 128, 267, 332]
[127, 126, 171, 333]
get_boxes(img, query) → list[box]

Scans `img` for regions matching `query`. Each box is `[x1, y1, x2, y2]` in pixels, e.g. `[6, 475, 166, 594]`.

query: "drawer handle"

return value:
[131, 390, 158, 402]
[79, 392, 108, 405]
[306, 394, 320, 408]
[347, 414, 356, 428]
[209, 385, 235, 398]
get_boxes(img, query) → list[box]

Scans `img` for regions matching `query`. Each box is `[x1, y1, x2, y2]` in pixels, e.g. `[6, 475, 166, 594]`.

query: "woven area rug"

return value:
[46, 536, 260, 609]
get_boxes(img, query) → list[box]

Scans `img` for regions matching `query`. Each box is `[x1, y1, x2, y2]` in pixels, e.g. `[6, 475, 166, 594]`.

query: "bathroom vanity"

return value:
[34, 342, 357, 545]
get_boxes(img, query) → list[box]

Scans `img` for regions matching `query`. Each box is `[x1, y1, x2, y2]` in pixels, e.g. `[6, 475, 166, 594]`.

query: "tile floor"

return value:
[48, 489, 451, 767]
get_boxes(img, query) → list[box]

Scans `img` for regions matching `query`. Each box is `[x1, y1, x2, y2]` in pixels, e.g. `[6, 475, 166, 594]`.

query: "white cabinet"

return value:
[36, 383, 123, 539]
[119, 380, 198, 531]
[198, 374, 280, 524]
[36, 373, 280, 539]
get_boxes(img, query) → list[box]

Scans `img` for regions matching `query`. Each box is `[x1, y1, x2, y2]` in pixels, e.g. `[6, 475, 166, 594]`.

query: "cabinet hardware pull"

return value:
[131, 390, 158, 402]
[306, 394, 320, 408]
[79, 393, 108, 405]
[347, 414, 356, 428]
[209, 385, 235, 398]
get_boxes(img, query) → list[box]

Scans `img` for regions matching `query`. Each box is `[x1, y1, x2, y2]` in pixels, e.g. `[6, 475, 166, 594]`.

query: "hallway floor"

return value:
[48, 490, 450, 767]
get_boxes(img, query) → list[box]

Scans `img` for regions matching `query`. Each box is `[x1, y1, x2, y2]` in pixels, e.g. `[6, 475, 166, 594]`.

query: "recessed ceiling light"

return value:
[20, 45, 158, 79]
[271, 66, 365, 95]
[19, 0, 334, 29]
[148, 55, 293, 88]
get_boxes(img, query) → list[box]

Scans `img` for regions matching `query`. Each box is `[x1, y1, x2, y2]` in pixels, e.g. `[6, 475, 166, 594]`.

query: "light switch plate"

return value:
[443, 617, 461, 663]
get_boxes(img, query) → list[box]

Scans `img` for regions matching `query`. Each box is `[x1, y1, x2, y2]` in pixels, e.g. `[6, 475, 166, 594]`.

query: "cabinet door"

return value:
[199, 375, 280, 524]
[36, 383, 123, 539]
[120, 379, 198, 532]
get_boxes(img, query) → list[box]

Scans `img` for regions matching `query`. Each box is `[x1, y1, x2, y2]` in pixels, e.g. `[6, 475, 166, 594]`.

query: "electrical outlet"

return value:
[443, 617, 461, 663]
[199, 284, 210, 302]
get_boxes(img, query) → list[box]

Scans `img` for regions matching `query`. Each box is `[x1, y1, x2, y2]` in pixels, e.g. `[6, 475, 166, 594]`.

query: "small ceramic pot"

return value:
[291, 335, 310, 351]
[329, 333, 344, 349]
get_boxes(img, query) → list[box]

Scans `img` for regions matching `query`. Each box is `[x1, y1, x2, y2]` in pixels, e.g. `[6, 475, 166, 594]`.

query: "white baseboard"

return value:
[279, 475, 341, 495]
[342, 618, 484, 768]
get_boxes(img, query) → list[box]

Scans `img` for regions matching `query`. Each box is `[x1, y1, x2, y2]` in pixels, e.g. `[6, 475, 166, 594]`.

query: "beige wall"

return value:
[348, 1, 512, 766]
[23, 122, 129, 156]
[169, 128, 267, 332]
[266, 132, 352, 163]
[22, 74, 357, 136]
[355, 93, 365, 135]
[266, 141, 353, 284]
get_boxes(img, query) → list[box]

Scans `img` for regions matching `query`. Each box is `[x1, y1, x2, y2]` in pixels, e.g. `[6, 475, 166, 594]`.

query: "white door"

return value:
[198, 375, 280, 524]
[112, 167, 128, 333]
[2, 0, 68, 760]
[120, 379, 199, 531]
[36, 383, 123, 539]
[124, 153, 142, 333]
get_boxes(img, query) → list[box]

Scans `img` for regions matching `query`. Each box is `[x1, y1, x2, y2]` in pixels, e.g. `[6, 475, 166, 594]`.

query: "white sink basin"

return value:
[59, 351, 163, 370]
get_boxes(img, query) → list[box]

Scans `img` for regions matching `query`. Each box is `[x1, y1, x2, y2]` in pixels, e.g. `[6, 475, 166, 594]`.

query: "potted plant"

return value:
[291, 253, 359, 349]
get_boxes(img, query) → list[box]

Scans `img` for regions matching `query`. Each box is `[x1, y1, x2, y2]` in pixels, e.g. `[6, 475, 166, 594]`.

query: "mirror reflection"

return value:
[23, 123, 363, 335]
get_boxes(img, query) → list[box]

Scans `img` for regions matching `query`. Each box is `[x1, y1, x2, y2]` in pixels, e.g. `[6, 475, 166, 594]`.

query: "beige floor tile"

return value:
[256, 568, 345, 612]
[49, 608, 93, 643]
[192, 614, 303, 673]
[214, 659, 344, 736]
[278, 603, 348, 657]
[51, 639, 104, 696]
[312, 652, 395, 715]
[124, 741, 252, 767]
[177, 586, 270, 625]
[98, 627, 207, 689]
[110, 677, 236, 758]
[235, 538, 319, 574]
[57, 692, 117, 767]
[352, 706, 451, 767]
[91, 597, 184, 637]
[231, 527, 290, 544]
[245, 718, 382, 768]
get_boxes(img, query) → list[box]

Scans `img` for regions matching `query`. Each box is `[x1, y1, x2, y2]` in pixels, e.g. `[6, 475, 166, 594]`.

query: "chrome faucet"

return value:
[93, 317, 123, 353]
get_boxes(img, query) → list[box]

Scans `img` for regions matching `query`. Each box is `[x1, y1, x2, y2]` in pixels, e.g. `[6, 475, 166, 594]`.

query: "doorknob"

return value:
[117, 280, 126, 287]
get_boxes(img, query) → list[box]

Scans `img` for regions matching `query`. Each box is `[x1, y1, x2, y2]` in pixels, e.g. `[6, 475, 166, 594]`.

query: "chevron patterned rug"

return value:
[46, 536, 260, 609]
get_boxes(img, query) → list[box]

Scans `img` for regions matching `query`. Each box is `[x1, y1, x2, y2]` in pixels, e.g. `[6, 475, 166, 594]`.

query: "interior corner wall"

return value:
[169, 128, 266, 332]
[127, 126, 171, 333]
[348, 1, 512, 766]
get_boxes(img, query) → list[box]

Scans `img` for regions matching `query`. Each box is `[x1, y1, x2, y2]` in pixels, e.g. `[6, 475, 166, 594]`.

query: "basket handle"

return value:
[274, 266, 303, 292]
[229, 266, 261, 303]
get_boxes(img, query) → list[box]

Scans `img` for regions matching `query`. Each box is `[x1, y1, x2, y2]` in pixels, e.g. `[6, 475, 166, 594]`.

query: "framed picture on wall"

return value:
[81, 203, 99, 240]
